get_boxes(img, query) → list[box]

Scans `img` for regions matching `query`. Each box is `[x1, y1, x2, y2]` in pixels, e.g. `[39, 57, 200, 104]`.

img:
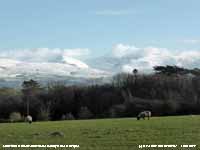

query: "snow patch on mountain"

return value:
[62, 56, 89, 69]
[0, 58, 110, 81]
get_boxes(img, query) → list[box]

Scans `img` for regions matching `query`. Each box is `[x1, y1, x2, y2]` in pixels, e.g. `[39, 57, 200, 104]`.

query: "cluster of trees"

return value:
[154, 65, 200, 76]
[0, 65, 200, 122]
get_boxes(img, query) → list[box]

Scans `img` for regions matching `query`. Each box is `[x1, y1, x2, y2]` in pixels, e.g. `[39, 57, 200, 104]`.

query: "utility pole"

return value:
[27, 97, 29, 116]
[132, 69, 138, 97]
[133, 69, 138, 85]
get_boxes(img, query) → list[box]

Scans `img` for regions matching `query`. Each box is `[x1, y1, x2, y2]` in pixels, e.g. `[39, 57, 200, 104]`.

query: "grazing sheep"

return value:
[137, 111, 151, 120]
[26, 115, 32, 124]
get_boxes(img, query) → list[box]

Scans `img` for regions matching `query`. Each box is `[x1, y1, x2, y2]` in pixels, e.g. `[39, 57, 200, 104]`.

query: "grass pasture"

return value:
[0, 116, 200, 150]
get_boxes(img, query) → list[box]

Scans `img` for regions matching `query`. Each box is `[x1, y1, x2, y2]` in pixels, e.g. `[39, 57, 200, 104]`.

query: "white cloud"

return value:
[0, 48, 90, 63]
[112, 43, 142, 58]
[63, 48, 90, 59]
[95, 10, 135, 16]
[111, 44, 200, 73]
[181, 39, 200, 44]
[1, 45, 200, 75]
[176, 51, 200, 67]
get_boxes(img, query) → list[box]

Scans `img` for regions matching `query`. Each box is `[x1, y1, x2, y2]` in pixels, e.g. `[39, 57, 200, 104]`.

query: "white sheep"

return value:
[26, 115, 32, 124]
[137, 111, 151, 120]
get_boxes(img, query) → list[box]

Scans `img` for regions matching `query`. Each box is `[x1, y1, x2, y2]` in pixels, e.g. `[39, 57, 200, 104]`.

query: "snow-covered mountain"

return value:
[0, 58, 111, 87]
[1, 43, 200, 87]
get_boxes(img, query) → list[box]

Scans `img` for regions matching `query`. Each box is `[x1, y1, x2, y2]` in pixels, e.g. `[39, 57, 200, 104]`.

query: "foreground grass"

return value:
[0, 116, 200, 150]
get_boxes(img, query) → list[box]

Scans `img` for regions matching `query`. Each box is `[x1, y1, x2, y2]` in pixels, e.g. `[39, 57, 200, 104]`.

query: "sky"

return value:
[0, 0, 200, 73]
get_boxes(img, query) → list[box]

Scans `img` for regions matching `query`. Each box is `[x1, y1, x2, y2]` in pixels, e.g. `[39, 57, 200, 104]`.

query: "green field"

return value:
[0, 116, 200, 150]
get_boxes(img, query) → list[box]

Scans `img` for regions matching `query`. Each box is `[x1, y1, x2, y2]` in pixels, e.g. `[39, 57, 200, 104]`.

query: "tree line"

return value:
[0, 65, 200, 122]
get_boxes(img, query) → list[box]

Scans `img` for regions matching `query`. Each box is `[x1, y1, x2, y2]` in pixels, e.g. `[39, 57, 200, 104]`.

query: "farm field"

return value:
[0, 116, 200, 150]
